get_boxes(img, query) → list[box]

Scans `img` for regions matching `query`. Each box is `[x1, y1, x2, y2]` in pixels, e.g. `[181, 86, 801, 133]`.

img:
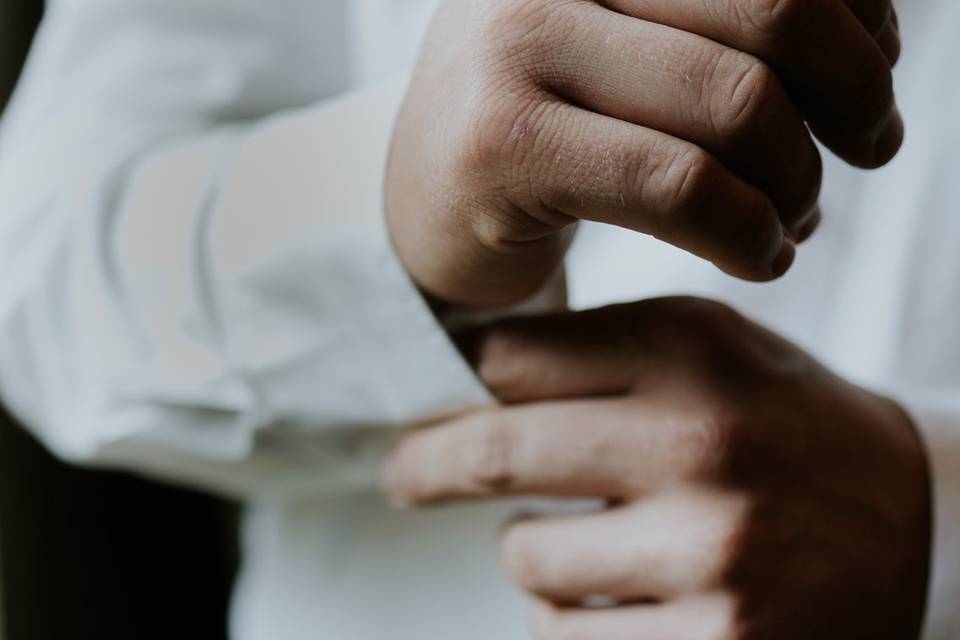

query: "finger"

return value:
[530, 595, 734, 640]
[467, 298, 759, 404]
[509, 101, 794, 282]
[844, 0, 895, 37]
[600, 0, 901, 167]
[535, 3, 821, 235]
[500, 489, 746, 603]
[381, 397, 718, 505]
[792, 204, 822, 243]
[875, 15, 901, 66]
[463, 304, 645, 403]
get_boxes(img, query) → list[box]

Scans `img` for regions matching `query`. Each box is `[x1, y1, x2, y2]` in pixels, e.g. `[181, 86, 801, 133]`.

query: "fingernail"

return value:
[770, 237, 796, 278]
[873, 107, 905, 165]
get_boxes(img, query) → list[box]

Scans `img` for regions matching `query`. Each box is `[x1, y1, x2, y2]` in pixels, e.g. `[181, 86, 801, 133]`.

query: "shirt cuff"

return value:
[78, 79, 496, 500]
[194, 80, 494, 497]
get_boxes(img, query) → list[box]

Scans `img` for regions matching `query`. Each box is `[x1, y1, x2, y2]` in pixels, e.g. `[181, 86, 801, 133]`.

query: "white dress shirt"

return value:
[0, 1, 956, 638]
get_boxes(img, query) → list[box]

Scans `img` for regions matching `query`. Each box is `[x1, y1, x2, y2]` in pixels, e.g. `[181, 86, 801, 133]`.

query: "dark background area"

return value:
[0, 3, 239, 638]
[0, 0, 42, 112]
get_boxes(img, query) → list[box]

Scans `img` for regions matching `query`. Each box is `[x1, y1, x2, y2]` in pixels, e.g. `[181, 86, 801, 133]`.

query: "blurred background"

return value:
[0, 3, 239, 638]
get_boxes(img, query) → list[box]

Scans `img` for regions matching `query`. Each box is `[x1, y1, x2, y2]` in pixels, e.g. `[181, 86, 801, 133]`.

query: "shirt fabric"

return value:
[0, 1, 957, 638]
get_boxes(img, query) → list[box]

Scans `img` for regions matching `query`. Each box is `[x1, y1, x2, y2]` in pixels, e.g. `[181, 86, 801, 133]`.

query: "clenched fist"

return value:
[382, 299, 931, 639]
[386, 0, 903, 307]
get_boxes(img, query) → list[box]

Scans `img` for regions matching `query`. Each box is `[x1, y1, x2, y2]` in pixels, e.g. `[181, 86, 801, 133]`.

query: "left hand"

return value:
[381, 298, 932, 639]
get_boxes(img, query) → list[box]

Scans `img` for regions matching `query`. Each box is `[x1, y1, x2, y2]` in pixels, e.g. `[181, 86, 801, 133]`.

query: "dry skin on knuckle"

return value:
[711, 51, 780, 143]
[460, 1, 568, 176]
[526, 102, 587, 201]
[646, 144, 717, 236]
[459, 87, 542, 179]
[458, 93, 571, 248]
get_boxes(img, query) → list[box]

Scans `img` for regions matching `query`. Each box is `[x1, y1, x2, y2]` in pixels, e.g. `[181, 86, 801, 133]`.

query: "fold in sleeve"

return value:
[0, 0, 492, 500]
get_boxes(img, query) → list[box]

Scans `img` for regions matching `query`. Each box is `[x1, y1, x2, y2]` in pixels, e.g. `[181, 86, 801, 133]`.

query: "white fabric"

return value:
[0, 1, 957, 638]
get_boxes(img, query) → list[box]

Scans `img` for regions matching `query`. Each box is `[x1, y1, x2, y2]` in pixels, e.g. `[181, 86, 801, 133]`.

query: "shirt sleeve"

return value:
[896, 390, 960, 640]
[0, 0, 493, 500]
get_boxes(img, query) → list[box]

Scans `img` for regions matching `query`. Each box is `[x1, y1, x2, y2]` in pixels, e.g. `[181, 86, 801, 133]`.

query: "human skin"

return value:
[385, 0, 903, 309]
[382, 299, 932, 640]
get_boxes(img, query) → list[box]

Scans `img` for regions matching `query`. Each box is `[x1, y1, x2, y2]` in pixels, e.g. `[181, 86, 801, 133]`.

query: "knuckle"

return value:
[739, 0, 817, 41]
[458, 2, 573, 174]
[654, 145, 718, 221]
[465, 412, 518, 492]
[683, 412, 739, 478]
[665, 297, 748, 342]
[657, 298, 798, 385]
[522, 104, 587, 205]
[704, 302, 751, 339]
[707, 52, 782, 144]
[459, 92, 540, 177]
[467, 200, 546, 259]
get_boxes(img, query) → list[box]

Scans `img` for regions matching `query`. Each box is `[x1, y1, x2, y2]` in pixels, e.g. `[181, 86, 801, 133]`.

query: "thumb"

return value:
[458, 297, 749, 405]
[456, 305, 641, 404]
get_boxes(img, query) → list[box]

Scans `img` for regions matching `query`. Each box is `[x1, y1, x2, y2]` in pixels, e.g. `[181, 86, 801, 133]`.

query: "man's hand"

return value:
[386, 0, 903, 308]
[381, 299, 931, 639]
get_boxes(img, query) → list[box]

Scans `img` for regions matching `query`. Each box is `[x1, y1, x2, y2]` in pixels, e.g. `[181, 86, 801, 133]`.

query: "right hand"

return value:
[385, 0, 903, 308]
[383, 298, 931, 640]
